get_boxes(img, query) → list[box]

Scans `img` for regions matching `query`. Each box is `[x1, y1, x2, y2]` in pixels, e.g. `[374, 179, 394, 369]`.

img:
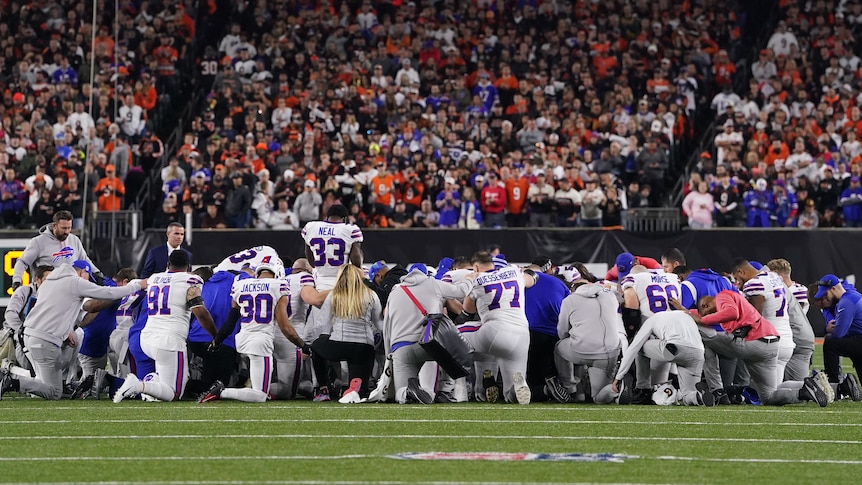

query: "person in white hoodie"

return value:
[555, 282, 626, 404]
[383, 264, 472, 404]
[0, 261, 146, 400]
[681, 181, 714, 229]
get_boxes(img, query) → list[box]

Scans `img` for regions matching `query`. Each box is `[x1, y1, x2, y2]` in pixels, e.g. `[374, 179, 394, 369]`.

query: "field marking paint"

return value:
[1, 418, 859, 428]
[5, 400, 862, 414]
[0, 434, 860, 445]
[656, 455, 862, 465]
[0, 455, 371, 462]
[6, 481, 616, 485]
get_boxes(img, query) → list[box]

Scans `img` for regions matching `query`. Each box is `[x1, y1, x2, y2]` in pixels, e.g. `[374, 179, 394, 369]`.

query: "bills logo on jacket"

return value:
[52, 246, 75, 262]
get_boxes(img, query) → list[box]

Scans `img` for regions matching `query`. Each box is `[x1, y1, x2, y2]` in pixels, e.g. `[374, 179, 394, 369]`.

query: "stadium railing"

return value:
[623, 208, 682, 232]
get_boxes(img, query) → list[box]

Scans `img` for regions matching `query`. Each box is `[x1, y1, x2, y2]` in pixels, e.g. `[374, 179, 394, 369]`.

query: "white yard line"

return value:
[0, 434, 859, 444]
[0, 418, 859, 427]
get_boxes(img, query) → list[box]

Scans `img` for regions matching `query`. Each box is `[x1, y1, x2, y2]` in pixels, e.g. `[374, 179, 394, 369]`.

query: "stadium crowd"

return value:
[2, 210, 861, 408]
[0, 0, 769, 230]
[0, 0, 203, 229]
[684, 0, 862, 228]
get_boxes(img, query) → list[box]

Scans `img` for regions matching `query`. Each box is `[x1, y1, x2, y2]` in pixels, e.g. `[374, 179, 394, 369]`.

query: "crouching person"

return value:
[383, 265, 472, 403]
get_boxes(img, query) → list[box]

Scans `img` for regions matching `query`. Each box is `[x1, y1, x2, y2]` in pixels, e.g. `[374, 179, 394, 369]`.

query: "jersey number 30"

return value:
[238, 293, 274, 324]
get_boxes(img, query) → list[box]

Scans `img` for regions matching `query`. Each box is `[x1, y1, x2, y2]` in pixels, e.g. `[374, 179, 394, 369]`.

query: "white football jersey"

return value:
[441, 268, 472, 284]
[141, 272, 204, 351]
[231, 277, 291, 356]
[469, 265, 528, 328]
[115, 290, 145, 333]
[742, 270, 794, 348]
[284, 271, 317, 332]
[213, 246, 284, 273]
[620, 271, 682, 320]
[789, 281, 810, 314]
[301, 221, 363, 289]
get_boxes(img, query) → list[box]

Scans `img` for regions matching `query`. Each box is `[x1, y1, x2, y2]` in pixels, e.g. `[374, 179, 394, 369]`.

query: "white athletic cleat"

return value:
[113, 373, 143, 403]
[512, 372, 531, 405]
[338, 378, 362, 404]
[812, 369, 835, 403]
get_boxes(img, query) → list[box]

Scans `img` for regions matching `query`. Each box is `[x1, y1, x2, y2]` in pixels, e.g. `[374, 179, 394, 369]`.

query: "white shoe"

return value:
[812, 369, 835, 403]
[0, 358, 11, 374]
[339, 390, 361, 404]
[512, 372, 531, 405]
[113, 374, 142, 403]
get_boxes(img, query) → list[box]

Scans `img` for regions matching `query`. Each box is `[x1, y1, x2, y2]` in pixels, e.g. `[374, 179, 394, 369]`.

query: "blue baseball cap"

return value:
[616, 252, 636, 279]
[407, 263, 428, 275]
[435, 257, 454, 280]
[72, 260, 94, 280]
[814, 274, 841, 299]
[367, 261, 387, 281]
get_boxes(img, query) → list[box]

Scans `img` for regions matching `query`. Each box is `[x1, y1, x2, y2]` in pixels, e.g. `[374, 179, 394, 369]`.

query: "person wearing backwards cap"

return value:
[0, 260, 147, 400]
[605, 252, 661, 282]
[367, 260, 407, 308]
[839, 176, 862, 227]
[814, 274, 862, 400]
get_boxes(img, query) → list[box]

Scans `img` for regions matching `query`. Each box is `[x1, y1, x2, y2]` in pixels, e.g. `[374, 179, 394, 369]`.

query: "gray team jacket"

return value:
[3, 283, 38, 333]
[13, 224, 98, 285]
[383, 269, 472, 354]
[22, 264, 139, 348]
[557, 283, 623, 355]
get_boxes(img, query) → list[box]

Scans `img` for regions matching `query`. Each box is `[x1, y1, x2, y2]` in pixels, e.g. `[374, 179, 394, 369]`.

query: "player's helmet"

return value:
[652, 383, 679, 406]
[555, 265, 582, 284]
[255, 262, 285, 279]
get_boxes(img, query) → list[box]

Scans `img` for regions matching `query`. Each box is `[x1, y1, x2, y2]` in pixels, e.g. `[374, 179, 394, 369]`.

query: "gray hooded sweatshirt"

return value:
[13, 224, 98, 285]
[557, 283, 624, 356]
[383, 269, 472, 354]
[22, 264, 139, 347]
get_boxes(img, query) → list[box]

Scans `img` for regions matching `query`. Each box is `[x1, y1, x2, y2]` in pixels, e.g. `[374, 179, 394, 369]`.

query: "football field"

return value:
[0, 397, 861, 484]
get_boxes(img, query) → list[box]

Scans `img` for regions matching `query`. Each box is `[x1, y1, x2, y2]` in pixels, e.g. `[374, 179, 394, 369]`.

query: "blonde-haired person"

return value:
[310, 264, 383, 402]
[766, 258, 816, 382]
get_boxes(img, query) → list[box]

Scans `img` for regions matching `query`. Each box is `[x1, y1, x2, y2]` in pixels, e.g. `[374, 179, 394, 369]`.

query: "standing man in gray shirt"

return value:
[294, 179, 323, 226]
[13, 211, 99, 290]
[0, 261, 146, 400]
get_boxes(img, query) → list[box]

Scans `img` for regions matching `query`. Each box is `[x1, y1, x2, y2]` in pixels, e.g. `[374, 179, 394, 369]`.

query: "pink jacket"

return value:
[682, 191, 714, 226]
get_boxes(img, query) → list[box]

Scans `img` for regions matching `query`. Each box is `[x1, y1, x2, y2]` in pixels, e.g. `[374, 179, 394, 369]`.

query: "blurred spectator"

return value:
[0, 168, 27, 227]
[527, 172, 554, 227]
[264, 198, 298, 230]
[797, 199, 819, 229]
[93, 165, 125, 212]
[225, 173, 252, 229]
[554, 177, 581, 227]
[599, 187, 623, 228]
[294, 180, 322, 226]
[840, 175, 862, 228]
[414, 199, 440, 228]
[459, 187, 482, 229]
[580, 178, 605, 228]
[682, 181, 715, 229]
[480, 172, 506, 228]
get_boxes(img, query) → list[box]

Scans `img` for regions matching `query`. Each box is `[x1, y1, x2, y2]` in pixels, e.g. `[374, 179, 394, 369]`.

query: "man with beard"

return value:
[13, 210, 99, 290]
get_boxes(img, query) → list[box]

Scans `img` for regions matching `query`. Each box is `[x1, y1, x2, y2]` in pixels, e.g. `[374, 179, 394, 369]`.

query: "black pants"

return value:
[526, 330, 559, 401]
[186, 342, 237, 395]
[823, 336, 862, 382]
[311, 335, 375, 397]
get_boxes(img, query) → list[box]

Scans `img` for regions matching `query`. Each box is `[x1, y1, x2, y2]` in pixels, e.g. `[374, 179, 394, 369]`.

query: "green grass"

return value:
[0, 398, 861, 484]
[0, 347, 859, 484]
